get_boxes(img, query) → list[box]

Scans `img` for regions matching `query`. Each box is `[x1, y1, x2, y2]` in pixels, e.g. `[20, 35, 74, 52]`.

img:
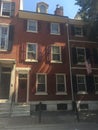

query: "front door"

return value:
[0, 67, 11, 99]
[18, 74, 27, 102]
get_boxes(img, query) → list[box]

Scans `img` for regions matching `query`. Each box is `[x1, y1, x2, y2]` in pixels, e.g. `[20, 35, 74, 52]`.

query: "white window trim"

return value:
[25, 43, 38, 62]
[76, 74, 87, 94]
[75, 26, 83, 37]
[94, 75, 98, 94]
[36, 73, 47, 95]
[0, 24, 9, 51]
[56, 74, 67, 95]
[0, 1, 12, 17]
[50, 23, 60, 35]
[27, 20, 38, 33]
[51, 45, 62, 63]
[76, 47, 86, 65]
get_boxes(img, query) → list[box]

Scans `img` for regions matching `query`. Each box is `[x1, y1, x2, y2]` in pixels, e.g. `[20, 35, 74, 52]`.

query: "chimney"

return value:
[20, 0, 23, 10]
[54, 5, 63, 16]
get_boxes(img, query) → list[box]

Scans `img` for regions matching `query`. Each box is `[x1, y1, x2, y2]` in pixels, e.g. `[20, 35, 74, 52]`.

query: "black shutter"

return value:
[47, 22, 50, 34]
[8, 25, 14, 51]
[86, 75, 95, 93]
[85, 48, 92, 62]
[83, 25, 87, 36]
[46, 46, 51, 63]
[38, 21, 41, 33]
[71, 25, 75, 36]
[72, 47, 77, 64]
[60, 23, 65, 35]
[72, 75, 77, 93]
[10, 2, 15, 17]
[93, 48, 98, 64]
[24, 20, 27, 31]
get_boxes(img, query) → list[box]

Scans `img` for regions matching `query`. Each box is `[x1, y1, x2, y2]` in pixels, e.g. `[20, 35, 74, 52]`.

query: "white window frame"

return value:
[51, 46, 62, 63]
[27, 20, 38, 33]
[56, 74, 67, 95]
[0, 1, 12, 17]
[26, 43, 38, 62]
[76, 75, 87, 94]
[76, 47, 86, 64]
[51, 23, 60, 35]
[0, 24, 9, 51]
[94, 75, 98, 94]
[36, 73, 47, 95]
[75, 26, 83, 37]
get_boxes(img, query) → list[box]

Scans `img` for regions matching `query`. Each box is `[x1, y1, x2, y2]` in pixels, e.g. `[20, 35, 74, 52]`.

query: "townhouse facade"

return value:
[0, 0, 98, 115]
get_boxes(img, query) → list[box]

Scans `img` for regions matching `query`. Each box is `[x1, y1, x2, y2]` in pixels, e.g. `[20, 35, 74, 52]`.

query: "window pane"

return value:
[2, 2, 11, 16]
[28, 44, 36, 52]
[77, 76, 84, 83]
[57, 75, 64, 83]
[38, 75, 45, 83]
[37, 84, 45, 92]
[78, 84, 86, 91]
[0, 26, 8, 50]
[28, 20, 37, 31]
[53, 54, 60, 61]
[40, 5, 46, 13]
[57, 84, 65, 92]
[27, 44, 37, 60]
[52, 46, 60, 53]
[51, 23, 59, 34]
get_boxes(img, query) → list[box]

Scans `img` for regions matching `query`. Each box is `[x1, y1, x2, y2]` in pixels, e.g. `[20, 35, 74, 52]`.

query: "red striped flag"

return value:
[85, 59, 92, 74]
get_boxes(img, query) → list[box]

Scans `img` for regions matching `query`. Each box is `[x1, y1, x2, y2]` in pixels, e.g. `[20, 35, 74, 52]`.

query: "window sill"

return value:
[51, 61, 62, 64]
[50, 33, 60, 35]
[35, 92, 48, 95]
[25, 59, 38, 63]
[75, 35, 83, 37]
[95, 92, 98, 94]
[0, 49, 7, 52]
[0, 15, 11, 18]
[77, 91, 88, 95]
[27, 30, 38, 33]
[56, 92, 67, 95]
[77, 62, 85, 65]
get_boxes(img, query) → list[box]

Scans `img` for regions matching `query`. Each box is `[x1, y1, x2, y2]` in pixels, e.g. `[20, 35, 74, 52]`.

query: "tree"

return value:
[75, 0, 98, 41]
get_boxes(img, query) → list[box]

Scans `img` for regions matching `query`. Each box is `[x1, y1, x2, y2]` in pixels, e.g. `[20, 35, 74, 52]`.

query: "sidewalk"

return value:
[0, 111, 98, 128]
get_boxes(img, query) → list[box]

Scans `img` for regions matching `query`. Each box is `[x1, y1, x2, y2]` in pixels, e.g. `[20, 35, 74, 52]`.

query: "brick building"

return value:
[0, 0, 98, 116]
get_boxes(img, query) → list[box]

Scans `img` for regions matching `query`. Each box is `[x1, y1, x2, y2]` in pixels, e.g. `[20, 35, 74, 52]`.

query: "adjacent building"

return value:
[0, 0, 98, 116]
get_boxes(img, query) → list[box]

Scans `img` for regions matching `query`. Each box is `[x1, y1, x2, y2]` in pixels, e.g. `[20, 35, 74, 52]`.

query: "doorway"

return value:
[18, 74, 27, 103]
[0, 67, 11, 99]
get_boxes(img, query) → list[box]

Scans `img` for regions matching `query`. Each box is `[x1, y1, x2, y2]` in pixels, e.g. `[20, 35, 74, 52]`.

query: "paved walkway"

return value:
[0, 111, 98, 129]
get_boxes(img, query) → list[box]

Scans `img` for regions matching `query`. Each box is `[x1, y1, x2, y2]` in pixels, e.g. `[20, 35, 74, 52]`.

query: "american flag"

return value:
[85, 58, 92, 74]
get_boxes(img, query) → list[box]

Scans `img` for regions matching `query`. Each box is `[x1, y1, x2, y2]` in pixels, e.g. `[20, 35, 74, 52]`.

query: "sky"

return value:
[23, 0, 80, 19]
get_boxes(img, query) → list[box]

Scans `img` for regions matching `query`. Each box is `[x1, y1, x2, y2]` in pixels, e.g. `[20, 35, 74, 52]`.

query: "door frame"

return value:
[0, 59, 16, 103]
[16, 67, 31, 103]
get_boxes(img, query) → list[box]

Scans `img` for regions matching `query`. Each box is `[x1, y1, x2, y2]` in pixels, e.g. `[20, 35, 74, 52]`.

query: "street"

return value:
[0, 123, 98, 130]
[0, 111, 98, 130]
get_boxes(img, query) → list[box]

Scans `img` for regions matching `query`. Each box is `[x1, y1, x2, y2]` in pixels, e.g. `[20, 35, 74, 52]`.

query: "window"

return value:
[40, 5, 46, 13]
[56, 74, 66, 94]
[75, 26, 83, 36]
[27, 20, 38, 32]
[51, 23, 60, 35]
[77, 75, 87, 93]
[76, 48, 85, 64]
[51, 46, 62, 63]
[36, 74, 47, 94]
[0, 25, 9, 50]
[0, 1, 15, 17]
[94, 76, 98, 92]
[26, 43, 37, 62]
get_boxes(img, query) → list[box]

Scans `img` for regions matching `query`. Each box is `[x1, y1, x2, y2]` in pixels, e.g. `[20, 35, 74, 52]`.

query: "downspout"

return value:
[66, 23, 74, 106]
